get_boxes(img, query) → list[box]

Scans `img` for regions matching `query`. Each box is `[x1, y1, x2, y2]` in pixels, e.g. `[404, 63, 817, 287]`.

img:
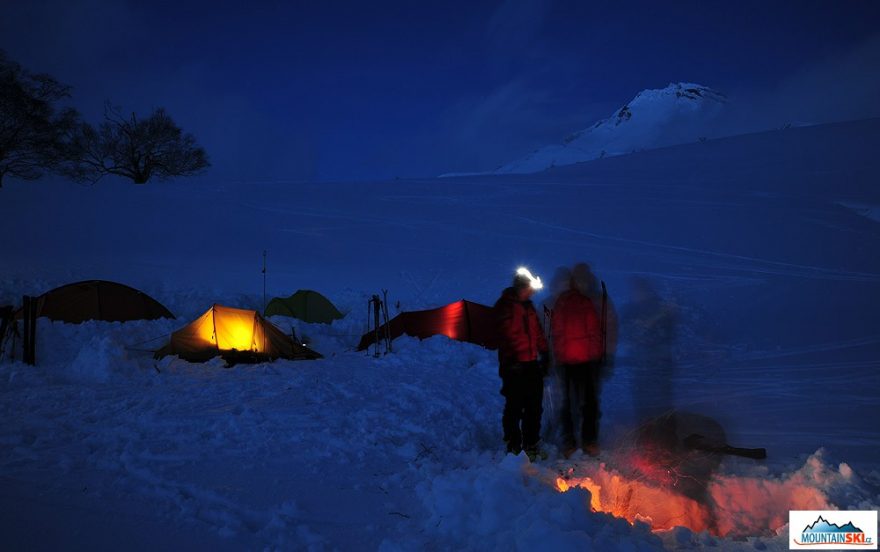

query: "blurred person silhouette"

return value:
[570, 263, 617, 372]
[550, 263, 616, 457]
[494, 268, 550, 461]
[541, 266, 575, 441]
[620, 276, 678, 428]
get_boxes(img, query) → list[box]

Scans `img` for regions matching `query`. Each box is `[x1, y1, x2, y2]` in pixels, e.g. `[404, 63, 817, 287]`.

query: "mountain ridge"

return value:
[494, 82, 727, 174]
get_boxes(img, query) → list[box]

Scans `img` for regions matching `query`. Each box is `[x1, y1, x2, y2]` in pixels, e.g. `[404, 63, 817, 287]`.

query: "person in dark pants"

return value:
[551, 274, 604, 457]
[494, 268, 549, 460]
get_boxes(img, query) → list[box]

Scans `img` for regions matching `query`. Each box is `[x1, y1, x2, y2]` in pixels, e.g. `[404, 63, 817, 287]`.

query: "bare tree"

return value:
[0, 51, 78, 187]
[68, 103, 209, 184]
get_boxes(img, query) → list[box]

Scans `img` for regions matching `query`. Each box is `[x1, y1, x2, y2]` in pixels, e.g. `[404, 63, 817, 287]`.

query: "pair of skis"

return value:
[367, 290, 392, 357]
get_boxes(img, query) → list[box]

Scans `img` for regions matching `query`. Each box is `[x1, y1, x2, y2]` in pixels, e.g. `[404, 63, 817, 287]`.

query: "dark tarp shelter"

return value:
[357, 299, 498, 351]
[18, 280, 174, 323]
[155, 304, 322, 363]
[264, 290, 344, 324]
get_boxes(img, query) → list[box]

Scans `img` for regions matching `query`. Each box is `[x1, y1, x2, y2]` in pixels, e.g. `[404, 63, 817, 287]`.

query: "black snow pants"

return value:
[559, 361, 602, 450]
[500, 361, 544, 452]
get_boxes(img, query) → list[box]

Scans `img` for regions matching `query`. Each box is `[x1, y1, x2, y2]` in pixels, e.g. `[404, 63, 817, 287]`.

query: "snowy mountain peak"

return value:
[621, 81, 725, 119]
[496, 82, 727, 174]
[635, 81, 726, 103]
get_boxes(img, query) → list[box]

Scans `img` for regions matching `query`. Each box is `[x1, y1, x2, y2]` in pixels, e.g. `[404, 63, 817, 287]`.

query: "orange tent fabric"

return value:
[156, 304, 321, 363]
[357, 299, 498, 351]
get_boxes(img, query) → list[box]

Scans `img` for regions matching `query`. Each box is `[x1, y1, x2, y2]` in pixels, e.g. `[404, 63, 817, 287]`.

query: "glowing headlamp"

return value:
[516, 267, 544, 290]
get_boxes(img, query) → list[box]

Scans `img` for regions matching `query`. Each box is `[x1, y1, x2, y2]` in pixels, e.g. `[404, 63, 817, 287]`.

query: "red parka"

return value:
[494, 287, 548, 364]
[551, 289, 602, 364]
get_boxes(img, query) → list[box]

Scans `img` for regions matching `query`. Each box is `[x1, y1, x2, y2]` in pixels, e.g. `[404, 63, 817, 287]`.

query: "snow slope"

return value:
[1, 118, 879, 550]
[495, 82, 727, 174]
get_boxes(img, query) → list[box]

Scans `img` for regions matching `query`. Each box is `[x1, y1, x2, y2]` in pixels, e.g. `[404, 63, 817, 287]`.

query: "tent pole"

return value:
[262, 250, 267, 312]
[600, 281, 608, 365]
[382, 289, 391, 353]
[211, 305, 219, 352]
[372, 295, 381, 358]
[22, 295, 37, 366]
[0, 306, 11, 360]
[30, 297, 37, 365]
[365, 299, 370, 355]
[22, 296, 30, 365]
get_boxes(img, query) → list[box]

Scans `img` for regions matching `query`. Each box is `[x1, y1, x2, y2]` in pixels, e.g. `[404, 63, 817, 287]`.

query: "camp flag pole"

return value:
[600, 281, 608, 365]
[382, 289, 392, 353]
[262, 250, 267, 312]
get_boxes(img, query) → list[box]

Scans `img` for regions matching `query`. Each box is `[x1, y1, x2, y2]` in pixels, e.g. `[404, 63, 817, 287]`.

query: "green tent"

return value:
[264, 290, 344, 324]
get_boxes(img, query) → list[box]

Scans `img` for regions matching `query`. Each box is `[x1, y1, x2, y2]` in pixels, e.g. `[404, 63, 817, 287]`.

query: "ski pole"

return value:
[601, 281, 608, 365]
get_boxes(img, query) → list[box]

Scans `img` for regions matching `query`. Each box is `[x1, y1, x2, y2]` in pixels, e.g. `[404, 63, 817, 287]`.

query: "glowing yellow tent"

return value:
[155, 304, 321, 363]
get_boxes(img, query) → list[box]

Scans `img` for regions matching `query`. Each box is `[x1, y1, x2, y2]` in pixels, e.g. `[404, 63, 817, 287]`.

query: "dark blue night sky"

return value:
[2, 0, 879, 181]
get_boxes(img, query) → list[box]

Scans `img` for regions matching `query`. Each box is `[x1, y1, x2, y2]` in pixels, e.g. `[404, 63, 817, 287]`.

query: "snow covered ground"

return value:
[1, 118, 879, 550]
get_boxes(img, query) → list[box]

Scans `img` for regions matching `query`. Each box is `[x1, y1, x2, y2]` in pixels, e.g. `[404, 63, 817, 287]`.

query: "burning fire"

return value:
[551, 448, 834, 538]
[555, 476, 602, 511]
[554, 462, 715, 534]
[548, 415, 844, 538]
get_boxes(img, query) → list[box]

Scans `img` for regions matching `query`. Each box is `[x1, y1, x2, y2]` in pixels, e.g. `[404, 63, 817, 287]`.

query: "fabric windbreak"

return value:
[356, 300, 498, 351]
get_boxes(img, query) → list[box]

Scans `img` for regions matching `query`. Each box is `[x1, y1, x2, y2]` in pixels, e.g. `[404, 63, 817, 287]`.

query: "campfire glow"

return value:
[554, 463, 715, 533]
[550, 450, 838, 538]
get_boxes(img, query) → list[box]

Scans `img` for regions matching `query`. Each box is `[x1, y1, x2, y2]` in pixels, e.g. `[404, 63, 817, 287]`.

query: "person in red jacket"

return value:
[551, 273, 604, 457]
[494, 268, 550, 459]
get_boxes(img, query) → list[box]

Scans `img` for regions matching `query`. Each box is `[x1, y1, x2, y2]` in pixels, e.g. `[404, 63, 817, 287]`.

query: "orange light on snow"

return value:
[555, 477, 569, 492]
[556, 476, 603, 512]
[550, 418, 839, 538]
[553, 460, 714, 534]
